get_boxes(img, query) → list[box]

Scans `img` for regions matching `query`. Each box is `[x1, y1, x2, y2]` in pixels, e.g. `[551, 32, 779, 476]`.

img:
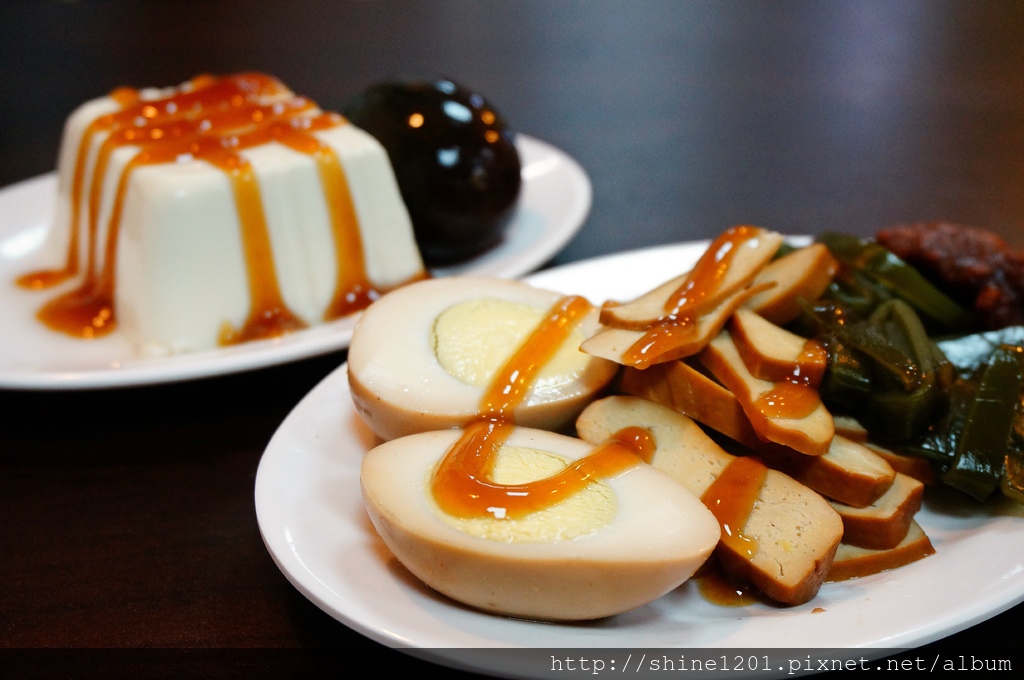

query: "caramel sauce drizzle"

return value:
[700, 455, 768, 560]
[623, 226, 759, 367]
[431, 295, 653, 520]
[751, 339, 828, 420]
[18, 73, 413, 343]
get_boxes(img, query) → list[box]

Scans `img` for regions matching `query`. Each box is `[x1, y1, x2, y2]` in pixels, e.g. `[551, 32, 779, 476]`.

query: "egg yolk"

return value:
[431, 297, 591, 390]
[431, 443, 616, 543]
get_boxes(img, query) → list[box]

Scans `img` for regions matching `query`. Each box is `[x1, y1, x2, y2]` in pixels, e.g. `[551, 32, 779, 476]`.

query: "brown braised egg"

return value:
[347, 276, 619, 441]
[360, 425, 720, 621]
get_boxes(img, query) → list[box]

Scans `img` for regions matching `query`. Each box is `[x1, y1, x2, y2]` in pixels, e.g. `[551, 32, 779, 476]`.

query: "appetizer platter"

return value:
[14, 70, 1024, 670]
[256, 231, 1024, 674]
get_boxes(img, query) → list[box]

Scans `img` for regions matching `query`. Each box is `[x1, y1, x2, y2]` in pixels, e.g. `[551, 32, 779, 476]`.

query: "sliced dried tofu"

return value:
[620, 360, 896, 507]
[576, 395, 843, 605]
[831, 417, 936, 485]
[700, 330, 834, 456]
[600, 226, 784, 331]
[620, 358, 755, 442]
[864, 442, 938, 486]
[729, 308, 827, 384]
[833, 414, 869, 443]
[759, 434, 897, 508]
[828, 472, 924, 550]
[744, 242, 839, 325]
[827, 520, 935, 582]
[598, 271, 691, 331]
[581, 284, 766, 368]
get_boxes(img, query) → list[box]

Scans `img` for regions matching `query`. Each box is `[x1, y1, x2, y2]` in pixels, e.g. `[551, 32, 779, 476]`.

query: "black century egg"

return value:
[343, 79, 522, 264]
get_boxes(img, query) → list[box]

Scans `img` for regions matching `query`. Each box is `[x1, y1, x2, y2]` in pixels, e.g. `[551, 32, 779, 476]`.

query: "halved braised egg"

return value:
[360, 425, 720, 621]
[347, 276, 618, 441]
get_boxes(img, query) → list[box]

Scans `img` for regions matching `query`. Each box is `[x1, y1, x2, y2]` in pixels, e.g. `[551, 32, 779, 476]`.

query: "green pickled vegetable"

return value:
[863, 381, 939, 443]
[803, 299, 948, 441]
[773, 242, 797, 260]
[799, 233, 1024, 504]
[942, 344, 1024, 501]
[818, 335, 872, 409]
[859, 300, 937, 391]
[898, 375, 972, 464]
[824, 268, 893, 319]
[817, 231, 972, 331]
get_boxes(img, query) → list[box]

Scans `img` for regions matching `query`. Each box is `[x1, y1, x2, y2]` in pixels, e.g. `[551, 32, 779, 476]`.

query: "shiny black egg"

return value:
[342, 79, 522, 264]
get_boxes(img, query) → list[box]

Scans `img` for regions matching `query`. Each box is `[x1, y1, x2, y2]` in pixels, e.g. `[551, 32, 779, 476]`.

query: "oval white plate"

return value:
[0, 135, 589, 390]
[255, 243, 1024, 674]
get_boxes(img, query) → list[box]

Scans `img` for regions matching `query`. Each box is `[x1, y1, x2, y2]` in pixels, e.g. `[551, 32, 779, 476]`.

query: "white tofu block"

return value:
[44, 80, 424, 355]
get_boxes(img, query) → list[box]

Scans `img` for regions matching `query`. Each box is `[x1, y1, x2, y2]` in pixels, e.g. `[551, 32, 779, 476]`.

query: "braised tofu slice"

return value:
[599, 227, 784, 331]
[744, 243, 839, 325]
[700, 330, 834, 456]
[576, 395, 843, 606]
[620, 360, 897, 507]
[581, 285, 765, 368]
[827, 521, 935, 582]
[729, 308, 827, 385]
[828, 472, 924, 550]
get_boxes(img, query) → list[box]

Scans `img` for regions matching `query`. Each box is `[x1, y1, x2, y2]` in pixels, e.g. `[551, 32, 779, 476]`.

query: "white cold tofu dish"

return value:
[109, 124, 421, 355]
[34, 74, 425, 355]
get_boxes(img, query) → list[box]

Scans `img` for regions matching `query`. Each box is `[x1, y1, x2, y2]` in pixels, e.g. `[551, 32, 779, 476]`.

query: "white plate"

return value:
[255, 242, 1024, 675]
[0, 135, 589, 390]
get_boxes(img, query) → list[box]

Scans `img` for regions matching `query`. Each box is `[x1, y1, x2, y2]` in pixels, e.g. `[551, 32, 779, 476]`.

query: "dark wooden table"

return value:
[2, 1, 1022, 677]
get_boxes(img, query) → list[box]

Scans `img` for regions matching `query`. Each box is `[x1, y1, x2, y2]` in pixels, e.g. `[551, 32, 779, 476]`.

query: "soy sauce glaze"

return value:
[431, 295, 655, 520]
[623, 226, 761, 367]
[700, 455, 768, 560]
[696, 565, 763, 607]
[751, 340, 829, 420]
[18, 73, 417, 342]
